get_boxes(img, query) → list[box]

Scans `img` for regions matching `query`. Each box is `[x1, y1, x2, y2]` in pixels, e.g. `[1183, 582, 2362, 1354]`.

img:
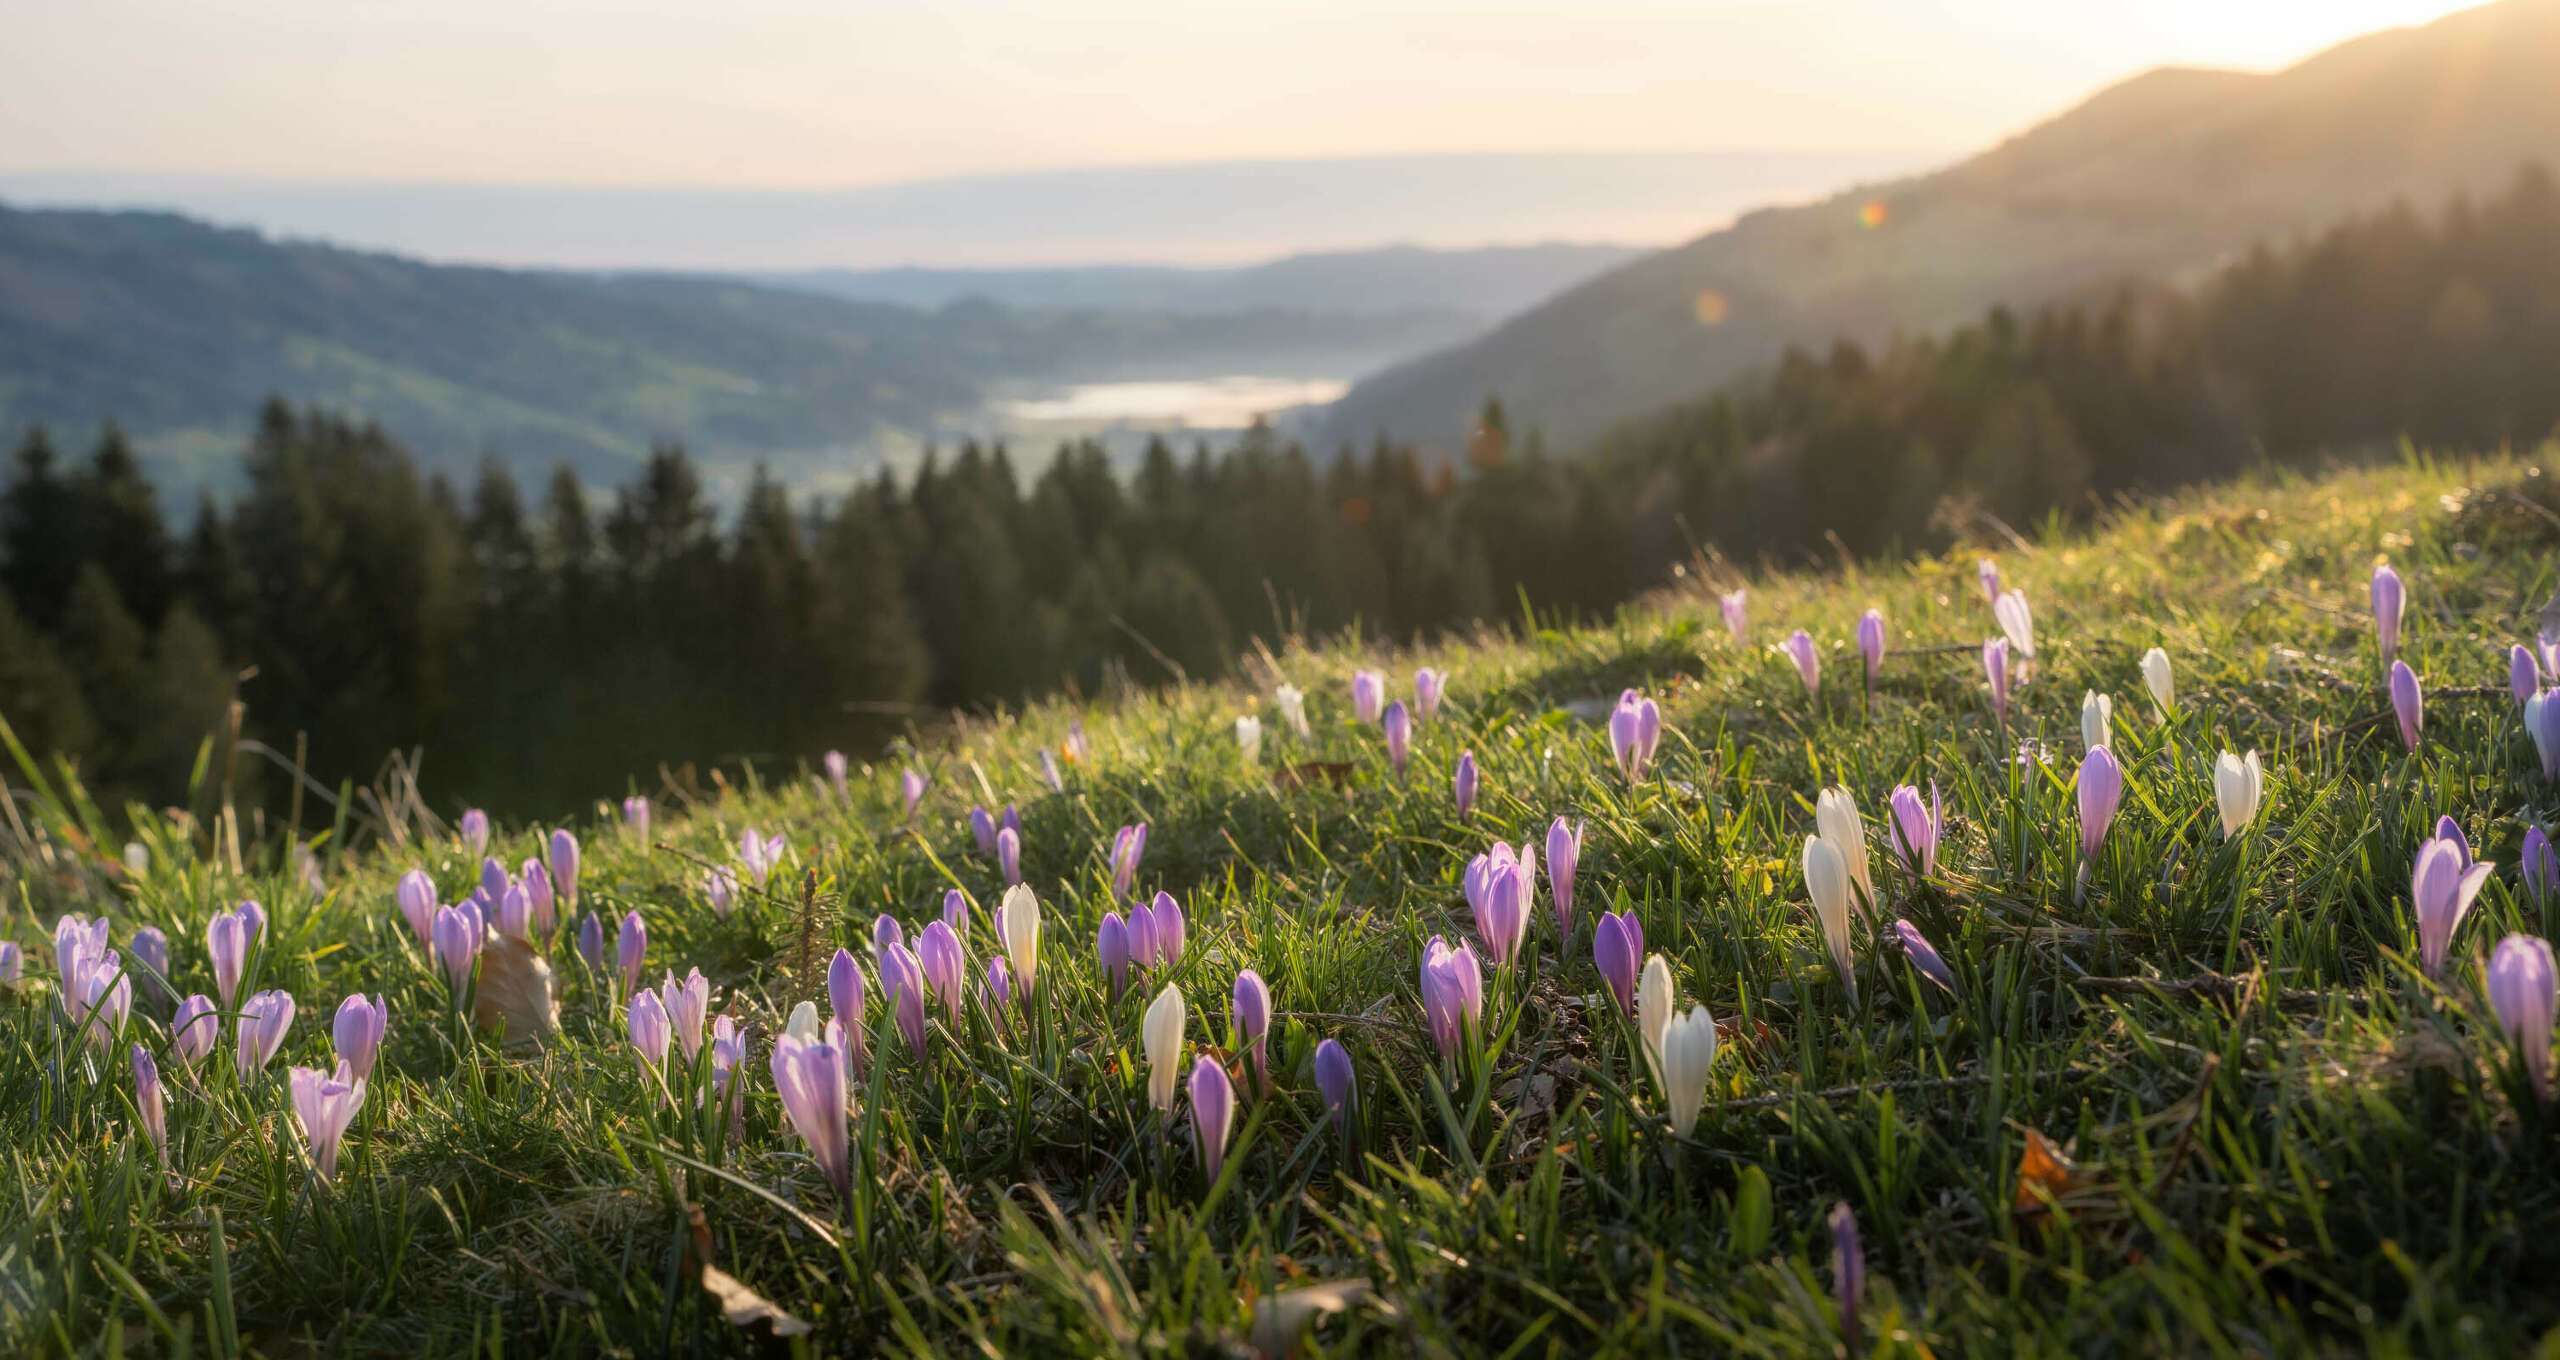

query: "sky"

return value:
[2, 1, 2486, 189]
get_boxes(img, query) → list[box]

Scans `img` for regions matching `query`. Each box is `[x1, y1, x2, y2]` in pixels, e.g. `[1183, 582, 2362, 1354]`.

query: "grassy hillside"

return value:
[1322, 0, 2560, 454]
[6, 450, 2560, 1352]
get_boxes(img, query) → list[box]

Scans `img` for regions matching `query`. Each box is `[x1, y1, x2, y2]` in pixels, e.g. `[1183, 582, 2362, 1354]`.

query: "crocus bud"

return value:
[2077, 747, 2124, 870]
[769, 1029, 852, 1205]
[2530, 690, 2560, 778]
[1414, 667, 1445, 723]
[396, 869, 437, 949]
[1126, 897, 1157, 970]
[235, 989, 296, 1080]
[1594, 910, 1642, 1015]
[1351, 670, 1385, 724]
[1994, 590, 2034, 659]
[2214, 750, 2263, 839]
[1805, 836, 1856, 1000]
[129, 927, 170, 1008]
[1977, 558, 2000, 605]
[823, 749, 849, 800]
[1636, 954, 1674, 1083]
[133, 1044, 167, 1170]
[2390, 660, 2423, 751]
[521, 861, 556, 938]
[1609, 689, 1662, 782]
[433, 904, 482, 996]
[2141, 647, 2173, 712]
[828, 947, 866, 1054]
[1463, 840, 1533, 966]
[1190, 1055, 1234, 1185]
[1274, 684, 1310, 739]
[1832, 1203, 1865, 1346]
[1659, 1004, 1718, 1137]
[623, 796, 650, 838]
[1453, 751, 1479, 819]
[886, 942, 933, 1057]
[1419, 936, 1483, 1070]
[495, 882, 532, 942]
[2372, 563, 2404, 667]
[2525, 825, 2558, 905]
[918, 921, 967, 1021]
[900, 768, 926, 820]
[577, 912, 605, 972]
[1383, 701, 1412, 779]
[2079, 691, 2112, 754]
[971, 807, 998, 857]
[547, 830, 580, 911]
[0, 941, 18, 993]
[333, 993, 387, 1081]
[1313, 1038, 1356, 1134]
[1144, 983, 1187, 1111]
[999, 884, 1041, 994]
[206, 909, 247, 1008]
[478, 858, 508, 905]
[1040, 750, 1064, 792]
[662, 968, 709, 1062]
[1098, 913, 1131, 999]
[2489, 933, 2557, 1103]
[71, 953, 131, 1051]
[982, 957, 1012, 1016]
[936, 889, 965, 933]
[628, 989, 671, 1071]
[1236, 715, 1262, 762]
[1232, 969, 1271, 1093]
[1150, 891, 1187, 968]
[459, 808, 489, 854]
[873, 914, 904, 951]
[1857, 610, 1886, 691]
[615, 911, 646, 992]
[1546, 817, 1582, 938]
[2410, 833, 2492, 978]
[2514, 645, 2541, 706]
[1111, 824, 1148, 903]
[997, 827, 1022, 886]
[173, 993, 216, 1066]
[1784, 630, 1820, 697]
[1886, 783, 1939, 879]
[123, 842, 149, 876]
[1893, 919, 1956, 994]
[1815, 787, 1872, 914]
[1720, 589, 1747, 642]
[1983, 637, 2012, 729]
[288, 1061, 366, 1183]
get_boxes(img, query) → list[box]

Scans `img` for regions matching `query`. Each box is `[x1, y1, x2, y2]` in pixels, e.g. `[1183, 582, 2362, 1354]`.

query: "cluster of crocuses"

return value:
[969, 806, 1024, 886]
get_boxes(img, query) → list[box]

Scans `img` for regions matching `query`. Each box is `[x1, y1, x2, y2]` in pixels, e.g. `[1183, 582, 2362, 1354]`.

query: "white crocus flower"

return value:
[1235, 716, 1262, 762]
[1636, 954, 1675, 1084]
[1143, 983, 1186, 1111]
[1805, 836, 1857, 1001]
[1814, 787, 1873, 914]
[1658, 1004, 1719, 1137]
[1273, 685, 1310, 740]
[2080, 691, 2112, 754]
[2214, 750, 2263, 839]
[2141, 648, 2174, 712]
[999, 884, 1041, 993]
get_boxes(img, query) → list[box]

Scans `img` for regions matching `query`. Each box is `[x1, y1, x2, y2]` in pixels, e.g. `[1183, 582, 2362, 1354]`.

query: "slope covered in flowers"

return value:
[9, 451, 2560, 1355]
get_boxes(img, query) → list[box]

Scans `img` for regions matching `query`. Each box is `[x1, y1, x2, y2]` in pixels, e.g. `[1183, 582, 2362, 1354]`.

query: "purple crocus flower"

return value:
[828, 947, 867, 1068]
[2076, 746, 2124, 866]
[206, 908, 249, 1008]
[1857, 609, 1887, 692]
[458, 808, 489, 855]
[1232, 969, 1272, 1093]
[823, 749, 849, 801]
[172, 994, 217, 1067]
[1189, 1056, 1234, 1185]
[2411, 833, 2494, 978]
[1098, 913, 1132, 999]
[1463, 839, 1535, 965]
[494, 882, 533, 942]
[1887, 783, 1940, 879]
[615, 911, 647, 993]
[432, 904, 482, 996]
[1832, 1203, 1865, 1345]
[710, 1015, 748, 1135]
[997, 827, 1022, 886]
[2532, 692, 2560, 778]
[2372, 563, 2404, 668]
[133, 1044, 167, 1170]
[1720, 589, 1747, 642]
[1110, 824, 1148, 903]
[2390, 660, 2423, 751]
[1150, 891, 1187, 968]
[623, 796, 651, 838]
[628, 988, 672, 1073]
[1453, 751, 1479, 818]
[0, 941, 18, 993]
[873, 914, 904, 951]
[900, 768, 926, 820]
[521, 860, 556, 938]
[971, 807, 998, 857]
[2524, 825, 2558, 905]
[1314, 1038, 1356, 1134]
[1126, 896, 1158, 970]
[577, 912, 605, 973]
[1546, 817, 1582, 938]
[396, 869, 437, 949]
[942, 889, 969, 933]
[1383, 701, 1413, 779]
[54, 914, 109, 994]
[1784, 630, 1821, 697]
[1419, 935, 1483, 1068]
[1414, 667, 1445, 723]
[1351, 669, 1385, 725]
[333, 993, 387, 1081]
[1977, 558, 2001, 605]
[918, 920, 967, 1021]
[477, 858, 508, 906]
[1609, 689, 1662, 782]
[662, 968, 710, 1062]
[1983, 638, 2012, 730]
[1040, 749, 1064, 792]
[1594, 911, 1642, 1014]
[73, 954, 131, 1052]
[770, 1027, 853, 1205]
[235, 989, 296, 1080]
[982, 957, 1012, 1016]
[288, 1061, 366, 1184]
[1893, 919, 1956, 994]
[129, 927, 170, 1009]
[547, 830, 580, 911]
[878, 942, 930, 1058]
[2489, 933, 2558, 1103]
[2435, 815, 2472, 867]
[2515, 645, 2542, 706]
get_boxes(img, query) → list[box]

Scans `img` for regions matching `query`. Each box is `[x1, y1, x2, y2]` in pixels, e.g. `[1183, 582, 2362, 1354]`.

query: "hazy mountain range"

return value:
[1323, 0, 2560, 453]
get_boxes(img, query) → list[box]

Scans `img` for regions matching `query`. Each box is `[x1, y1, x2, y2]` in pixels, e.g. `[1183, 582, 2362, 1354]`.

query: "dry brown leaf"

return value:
[473, 932, 560, 1048]
[2012, 1128, 2096, 1219]
[702, 1265, 813, 1337]
[1249, 1279, 1376, 1358]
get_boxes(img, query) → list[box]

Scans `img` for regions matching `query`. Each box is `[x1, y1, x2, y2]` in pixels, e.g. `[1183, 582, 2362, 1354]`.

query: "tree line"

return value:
[5, 165, 2559, 819]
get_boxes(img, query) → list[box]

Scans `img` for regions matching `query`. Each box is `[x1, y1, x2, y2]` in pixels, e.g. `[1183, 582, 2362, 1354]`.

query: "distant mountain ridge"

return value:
[1320, 0, 2560, 454]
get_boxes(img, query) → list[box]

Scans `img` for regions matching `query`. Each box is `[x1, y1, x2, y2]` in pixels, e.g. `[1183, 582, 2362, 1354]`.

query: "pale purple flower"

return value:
[2372, 563, 2404, 668]
[1832, 1203, 1864, 1344]
[288, 1061, 365, 1183]
[129, 926, 170, 1008]
[1720, 589, 1746, 642]
[0, 940, 18, 993]
[997, 826, 1022, 886]
[2515, 645, 2542, 706]
[770, 1028, 853, 1206]
[623, 796, 651, 838]
[1418, 935, 1483, 1068]
[615, 911, 647, 992]
[2411, 833, 2494, 978]
[710, 1014, 748, 1133]
[2390, 660, 2423, 751]
[1126, 896, 1158, 970]
[1594, 910, 1642, 1014]
[1893, 919, 1955, 994]
[2530, 690, 2560, 778]
[477, 859, 508, 906]
[1098, 913, 1132, 999]
[918, 920, 967, 1021]
[1977, 558, 2000, 605]
[971, 806, 999, 857]
[1546, 817, 1582, 938]
[1857, 609, 1887, 691]
[1983, 638, 2012, 730]
[1887, 783, 1940, 879]
[738, 829, 786, 888]
[547, 829, 580, 911]
[705, 866, 738, 917]
[2076, 747, 2124, 865]
[1314, 1038, 1356, 1134]
[1994, 589, 2034, 659]
[1065, 721, 1090, 765]
[1040, 750, 1064, 792]
[73, 953, 132, 1051]
[1462, 839, 1536, 965]
[432, 904, 482, 996]
[1453, 751, 1479, 818]
[2489, 934, 2558, 1103]
[577, 912, 604, 971]
[1232, 969, 1272, 1093]
[1383, 701, 1413, 778]
[1351, 669, 1385, 725]
[828, 947, 867, 1071]
[206, 908, 249, 1008]
[396, 869, 437, 949]
[133, 1044, 167, 1169]
[172, 994, 216, 1067]
[628, 988, 672, 1072]
[494, 882, 532, 942]
[2525, 825, 2558, 905]
[900, 768, 926, 820]
[872, 914, 904, 951]
[1150, 891, 1188, 969]
[333, 993, 387, 1081]
[982, 956, 1012, 1016]
[878, 942, 929, 1058]
[235, 989, 295, 1080]
[522, 860, 556, 938]
[1609, 689, 1663, 782]
[54, 914, 109, 995]
[1784, 630, 1820, 697]
[1414, 667, 1445, 723]
[2435, 815, 2472, 867]
[661, 968, 710, 1062]
[458, 808, 489, 855]
[943, 889, 969, 933]
[1189, 1056, 1234, 1185]
[1111, 823, 1149, 903]
[823, 749, 849, 800]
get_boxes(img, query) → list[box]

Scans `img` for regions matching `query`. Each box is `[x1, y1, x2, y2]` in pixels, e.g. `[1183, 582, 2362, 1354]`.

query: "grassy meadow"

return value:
[8, 450, 2560, 1356]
